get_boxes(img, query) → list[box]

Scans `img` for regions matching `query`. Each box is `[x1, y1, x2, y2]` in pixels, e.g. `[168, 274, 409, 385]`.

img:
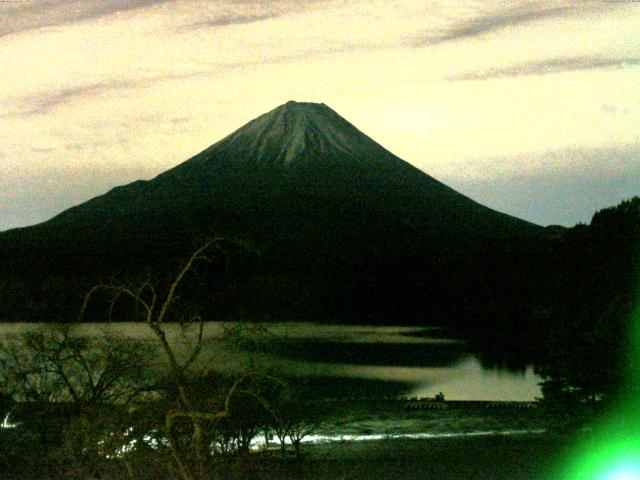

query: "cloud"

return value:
[602, 104, 635, 115]
[412, 3, 575, 46]
[0, 0, 334, 37]
[447, 56, 640, 81]
[2, 47, 342, 120]
[3, 72, 214, 118]
[4, 80, 138, 117]
[190, 12, 278, 29]
[441, 144, 640, 226]
[0, 0, 171, 37]
[0, 162, 159, 231]
[30, 146, 55, 153]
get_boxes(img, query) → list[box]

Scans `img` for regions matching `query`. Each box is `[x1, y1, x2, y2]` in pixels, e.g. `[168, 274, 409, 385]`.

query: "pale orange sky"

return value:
[0, 0, 638, 229]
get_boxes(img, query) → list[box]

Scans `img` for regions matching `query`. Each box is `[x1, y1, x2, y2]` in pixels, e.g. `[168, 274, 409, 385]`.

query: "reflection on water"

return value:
[0, 322, 542, 401]
[407, 357, 541, 401]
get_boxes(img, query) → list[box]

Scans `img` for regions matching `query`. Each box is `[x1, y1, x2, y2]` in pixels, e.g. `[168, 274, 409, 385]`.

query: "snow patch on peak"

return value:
[271, 101, 367, 160]
[215, 101, 376, 165]
[182, 100, 409, 174]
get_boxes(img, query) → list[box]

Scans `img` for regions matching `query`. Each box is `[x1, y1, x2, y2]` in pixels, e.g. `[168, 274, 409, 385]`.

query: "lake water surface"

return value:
[0, 322, 541, 401]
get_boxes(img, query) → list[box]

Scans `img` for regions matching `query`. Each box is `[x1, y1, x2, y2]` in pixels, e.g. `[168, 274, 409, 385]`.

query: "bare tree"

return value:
[0, 324, 158, 479]
[271, 383, 325, 460]
[81, 238, 259, 480]
[0, 325, 156, 408]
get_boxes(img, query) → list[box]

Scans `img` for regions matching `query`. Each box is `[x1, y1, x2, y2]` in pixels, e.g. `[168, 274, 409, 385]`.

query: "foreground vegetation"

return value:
[0, 241, 326, 480]
[0, 324, 333, 479]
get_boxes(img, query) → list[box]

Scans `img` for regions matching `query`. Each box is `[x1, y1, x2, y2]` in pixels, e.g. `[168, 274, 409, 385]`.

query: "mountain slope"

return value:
[42, 101, 537, 246]
[0, 101, 543, 323]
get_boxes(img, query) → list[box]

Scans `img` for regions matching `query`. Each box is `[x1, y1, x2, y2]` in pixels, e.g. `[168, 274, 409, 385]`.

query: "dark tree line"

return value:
[534, 197, 639, 406]
[466, 197, 639, 411]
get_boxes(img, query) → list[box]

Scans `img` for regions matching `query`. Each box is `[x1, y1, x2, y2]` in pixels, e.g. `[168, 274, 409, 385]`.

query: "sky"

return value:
[0, 0, 638, 230]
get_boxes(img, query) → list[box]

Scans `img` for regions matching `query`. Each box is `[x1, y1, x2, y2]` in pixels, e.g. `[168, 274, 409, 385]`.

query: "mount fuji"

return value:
[0, 101, 543, 323]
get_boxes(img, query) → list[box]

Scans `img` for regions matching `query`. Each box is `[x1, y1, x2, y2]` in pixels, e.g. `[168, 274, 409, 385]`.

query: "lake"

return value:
[0, 322, 541, 401]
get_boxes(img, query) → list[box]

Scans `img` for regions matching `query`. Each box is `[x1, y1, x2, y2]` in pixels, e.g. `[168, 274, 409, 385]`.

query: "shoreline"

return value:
[270, 432, 574, 480]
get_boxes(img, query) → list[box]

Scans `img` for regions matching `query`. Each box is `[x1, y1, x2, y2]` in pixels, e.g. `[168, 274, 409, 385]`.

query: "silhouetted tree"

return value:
[0, 324, 157, 479]
[535, 197, 640, 410]
[81, 238, 273, 480]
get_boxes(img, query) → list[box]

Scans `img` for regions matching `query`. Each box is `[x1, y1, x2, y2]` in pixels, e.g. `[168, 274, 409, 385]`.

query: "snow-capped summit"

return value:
[222, 101, 361, 164]
[182, 100, 406, 170]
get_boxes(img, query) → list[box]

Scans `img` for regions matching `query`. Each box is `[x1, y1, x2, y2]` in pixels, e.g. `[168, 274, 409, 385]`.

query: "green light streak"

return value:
[555, 303, 640, 480]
